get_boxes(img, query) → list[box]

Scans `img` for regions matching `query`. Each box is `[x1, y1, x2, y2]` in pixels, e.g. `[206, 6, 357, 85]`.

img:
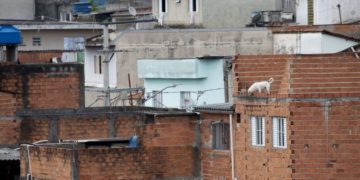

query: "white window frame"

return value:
[272, 117, 287, 148]
[189, 0, 198, 12]
[159, 0, 167, 14]
[32, 37, 41, 46]
[251, 116, 265, 147]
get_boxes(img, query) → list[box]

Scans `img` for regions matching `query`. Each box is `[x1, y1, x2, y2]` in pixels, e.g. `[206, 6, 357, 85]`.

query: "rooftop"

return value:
[233, 52, 360, 99]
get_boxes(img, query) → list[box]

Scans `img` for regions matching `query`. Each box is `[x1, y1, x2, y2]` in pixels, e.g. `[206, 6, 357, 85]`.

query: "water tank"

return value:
[72, 2, 92, 14]
[0, 25, 21, 45]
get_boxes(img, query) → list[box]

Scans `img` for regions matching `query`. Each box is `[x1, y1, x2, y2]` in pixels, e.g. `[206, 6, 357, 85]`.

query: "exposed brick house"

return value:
[19, 107, 200, 180]
[233, 53, 360, 180]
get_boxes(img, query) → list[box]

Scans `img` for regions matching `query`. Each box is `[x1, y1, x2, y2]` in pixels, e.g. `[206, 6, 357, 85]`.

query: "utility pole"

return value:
[101, 18, 157, 107]
[103, 24, 110, 106]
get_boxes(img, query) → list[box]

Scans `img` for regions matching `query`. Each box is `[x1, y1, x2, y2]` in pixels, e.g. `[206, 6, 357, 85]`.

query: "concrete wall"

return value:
[0, 0, 35, 20]
[17, 29, 101, 51]
[139, 59, 225, 108]
[202, 0, 282, 28]
[114, 28, 273, 89]
[152, 0, 283, 28]
[296, 0, 360, 25]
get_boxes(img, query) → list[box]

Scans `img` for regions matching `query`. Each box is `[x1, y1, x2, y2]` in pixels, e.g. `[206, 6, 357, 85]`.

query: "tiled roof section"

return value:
[0, 148, 19, 161]
[233, 53, 360, 98]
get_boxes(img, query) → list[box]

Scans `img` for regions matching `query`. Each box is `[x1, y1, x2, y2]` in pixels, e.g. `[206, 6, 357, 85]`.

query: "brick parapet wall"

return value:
[20, 145, 196, 180]
[18, 51, 63, 64]
[20, 145, 73, 180]
[0, 63, 84, 113]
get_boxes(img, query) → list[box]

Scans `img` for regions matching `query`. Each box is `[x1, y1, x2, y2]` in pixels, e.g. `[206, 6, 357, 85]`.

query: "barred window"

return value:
[212, 122, 230, 150]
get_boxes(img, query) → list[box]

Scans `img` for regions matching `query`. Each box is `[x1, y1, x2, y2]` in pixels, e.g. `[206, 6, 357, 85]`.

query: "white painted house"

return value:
[138, 57, 231, 109]
[84, 33, 118, 88]
[296, 0, 360, 25]
[273, 30, 359, 54]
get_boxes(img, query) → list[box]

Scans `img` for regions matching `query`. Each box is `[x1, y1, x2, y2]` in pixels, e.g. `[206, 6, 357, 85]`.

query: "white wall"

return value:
[296, 0, 360, 25]
[300, 33, 322, 54]
[273, 32, 358, 54]
[321, 34, 358, 53]
[140, 59, 225, 109]
[84, 47, 117, 88]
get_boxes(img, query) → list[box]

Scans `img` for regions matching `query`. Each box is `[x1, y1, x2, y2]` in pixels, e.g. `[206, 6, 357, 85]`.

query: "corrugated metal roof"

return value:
[0, 148, 20, 161]
[194, 103, 233, 113]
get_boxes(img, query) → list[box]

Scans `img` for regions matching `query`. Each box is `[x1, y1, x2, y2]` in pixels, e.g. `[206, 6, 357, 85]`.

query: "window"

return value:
[94, 55, 102, 74]
[153, 91, 163, 108]
[251, 116, 265, 146]
[180, 91, 191, 109]
[212, 122, 230, 150]
[272, 117, 287, 148]
[189, 0, 197, 12]
[32, 37, 41, 46]
[159, 0, 167, 13]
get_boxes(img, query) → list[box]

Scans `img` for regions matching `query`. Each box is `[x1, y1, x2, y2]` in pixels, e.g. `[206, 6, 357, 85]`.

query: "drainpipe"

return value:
[229, 113, 236, 180]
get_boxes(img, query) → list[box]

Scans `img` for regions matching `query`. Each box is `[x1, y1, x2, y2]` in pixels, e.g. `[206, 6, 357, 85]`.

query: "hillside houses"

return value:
[1, 0, 360, 180]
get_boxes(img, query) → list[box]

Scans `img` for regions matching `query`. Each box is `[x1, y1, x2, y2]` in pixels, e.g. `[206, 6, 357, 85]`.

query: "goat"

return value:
[247, 78, 274, 95]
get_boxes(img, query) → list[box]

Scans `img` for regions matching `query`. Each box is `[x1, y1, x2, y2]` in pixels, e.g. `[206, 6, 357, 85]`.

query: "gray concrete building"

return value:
[152, 0, 288, 28]
[84, 28, 273, 106]
[0, 0, 35, 20]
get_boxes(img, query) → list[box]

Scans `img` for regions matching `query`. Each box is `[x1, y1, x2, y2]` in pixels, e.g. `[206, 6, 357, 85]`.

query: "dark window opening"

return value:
[192, 0, 197, 12]
[212, 122, 230, 150]
[161, 0, 166, 13]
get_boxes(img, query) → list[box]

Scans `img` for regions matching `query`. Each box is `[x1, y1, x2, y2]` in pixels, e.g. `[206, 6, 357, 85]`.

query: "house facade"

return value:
[232, 53, 360, 179]
[152, 0, 287, 28]
[296, 0, 360, 25]
[138, 57, 231, 109]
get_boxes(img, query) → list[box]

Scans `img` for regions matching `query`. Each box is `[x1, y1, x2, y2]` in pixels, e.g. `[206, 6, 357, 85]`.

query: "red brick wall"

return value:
[77, 146, 195, 180]
[0, 64, 84, 111]
[200, 113, 232, 180]
[0, 64, 84, 144]
[0, 120, 20, 144]
[290, 101, 360, 180]
[20, 113, 199, 180]
[18, 51, 62, 64]
[20, 119, 50, 144]
[20, 146, 73, 180]
[27, 72, 81, 109]
[142, 115, 196, 147]
[234, 101, 292, 180]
